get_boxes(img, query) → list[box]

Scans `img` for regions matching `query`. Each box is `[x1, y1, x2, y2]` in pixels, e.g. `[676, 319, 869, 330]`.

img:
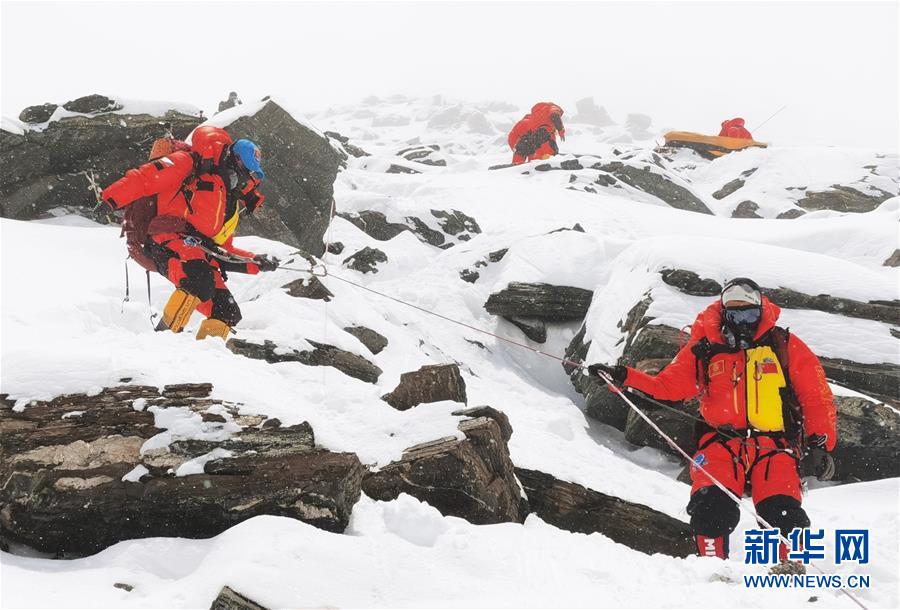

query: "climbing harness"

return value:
[596, 370, 867, 610]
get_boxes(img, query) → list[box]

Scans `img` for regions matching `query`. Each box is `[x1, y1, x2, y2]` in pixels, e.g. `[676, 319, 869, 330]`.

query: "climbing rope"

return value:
[278, 256, 868, 609]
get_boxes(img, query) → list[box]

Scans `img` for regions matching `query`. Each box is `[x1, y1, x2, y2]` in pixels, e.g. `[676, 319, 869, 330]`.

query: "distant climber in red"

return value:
[718, 118, 753, 140]
[508, 102, 566, 164]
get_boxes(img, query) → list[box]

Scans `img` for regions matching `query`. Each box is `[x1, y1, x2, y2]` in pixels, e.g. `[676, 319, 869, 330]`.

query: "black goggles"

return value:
[723, 307, 762, 326]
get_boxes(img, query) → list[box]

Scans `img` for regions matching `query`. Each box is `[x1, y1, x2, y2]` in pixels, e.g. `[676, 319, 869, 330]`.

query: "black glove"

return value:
[254, 255, 280, 272]
[805, 434, 835, 481]
[587, 363, 627, 385]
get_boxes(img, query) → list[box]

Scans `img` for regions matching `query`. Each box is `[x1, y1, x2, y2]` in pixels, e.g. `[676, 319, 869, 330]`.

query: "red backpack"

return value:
[121, 126, 233, 272]
[122, 137, 193, 272]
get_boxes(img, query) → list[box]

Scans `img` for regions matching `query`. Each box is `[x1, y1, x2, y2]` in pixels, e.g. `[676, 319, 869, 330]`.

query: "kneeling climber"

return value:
[590, 278, 836, 564]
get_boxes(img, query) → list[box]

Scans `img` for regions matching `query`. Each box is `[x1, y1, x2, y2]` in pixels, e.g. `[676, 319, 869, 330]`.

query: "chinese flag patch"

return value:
[761, 360, 779, 374]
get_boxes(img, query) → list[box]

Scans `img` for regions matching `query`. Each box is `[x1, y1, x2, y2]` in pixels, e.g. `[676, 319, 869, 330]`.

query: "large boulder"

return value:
[825, 396, 900, 481]
[363, 415, 526, 524]
[18, 103, 58, 124]
[382, 363, 467, 410]
[484, 282, 594, 320]
[214, 100, 344, 257]
[0, 385, 365, 556]
[1, 102, 201, 220]
[210, 587, 269, 610]
[516, 468, 695, 558]
[592, 161, 712, 215]
[796, 185, 893, 213]
[62, 94, 123, 114]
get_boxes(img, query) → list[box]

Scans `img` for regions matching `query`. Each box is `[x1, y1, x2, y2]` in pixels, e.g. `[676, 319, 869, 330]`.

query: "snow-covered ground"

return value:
[1, 95, 898, 608]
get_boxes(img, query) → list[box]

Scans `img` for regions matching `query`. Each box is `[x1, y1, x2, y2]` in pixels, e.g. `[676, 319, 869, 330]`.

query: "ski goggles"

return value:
[723, 306, 762, 326]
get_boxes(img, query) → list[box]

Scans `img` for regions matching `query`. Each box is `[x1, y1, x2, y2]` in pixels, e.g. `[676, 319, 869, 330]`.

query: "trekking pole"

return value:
[750, 105, 788, 134]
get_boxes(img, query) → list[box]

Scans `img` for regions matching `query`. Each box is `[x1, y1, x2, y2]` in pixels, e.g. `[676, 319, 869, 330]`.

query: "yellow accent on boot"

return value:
[160, 289, 200, 333]
[196, 318, 231, 341]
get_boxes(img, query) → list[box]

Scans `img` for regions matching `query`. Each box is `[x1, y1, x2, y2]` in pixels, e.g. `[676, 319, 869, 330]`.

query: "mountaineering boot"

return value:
[196, 318, 231, 341]
[156, 289, 201, 333]
[695, 534, 729, 559]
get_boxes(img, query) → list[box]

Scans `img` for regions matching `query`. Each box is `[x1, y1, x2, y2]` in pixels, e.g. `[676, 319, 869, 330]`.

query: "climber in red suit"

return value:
[719, 118, 753, 140]
[508, 102, 566, 164]
[102, 126, 278, 340]
[589, 278, 836, 563]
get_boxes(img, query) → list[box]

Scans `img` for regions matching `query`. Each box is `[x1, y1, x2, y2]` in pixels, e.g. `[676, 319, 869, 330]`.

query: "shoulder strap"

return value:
[768, 326, 791, 383]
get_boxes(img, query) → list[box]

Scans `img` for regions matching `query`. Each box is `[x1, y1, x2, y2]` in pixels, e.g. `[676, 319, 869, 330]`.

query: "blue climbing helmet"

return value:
[232, 139, 265, 180]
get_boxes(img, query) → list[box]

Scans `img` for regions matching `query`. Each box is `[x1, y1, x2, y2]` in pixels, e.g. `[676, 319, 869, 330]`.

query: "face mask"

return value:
[722, 305, 761, 344]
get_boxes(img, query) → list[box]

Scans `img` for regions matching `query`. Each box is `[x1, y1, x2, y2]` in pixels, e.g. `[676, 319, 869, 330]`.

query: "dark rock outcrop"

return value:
[485, 283, 594, 321]
[397, 144, 446, 167]
[217, 100, 344, 257]
[660, 269, 721, 296]
[516, 468, 694, 557]
[459, 269, 480, 283]
[431, 209, 481, 239]
[731, 200, 762, 219]
[339, 210, 408, 241]
[882, 249, 900, 267]
[1, 106, 200, 221]
[661, 268, 900, 326]
[382, 364, 467, 410]
[712, 178, 744, 200]
[282, 276, 333, 301]
[363, 416, 525, 524]
[227, 339, 382, 384]
[0, 385, 364, 556]
[63, 94, 123, 114]
[323, 131, 369, 158]
[796, 185, 893, 213]
[339, 209, 480, 249]
[343, 246, 388, 273]
[507, 316, 547, 343]
[776, 208, 806, 220]
[819, 358, 899, 406]
[18, 103, 58, 124]
[763, 287, 900, 327]
[386, 164, 421, 175]
[210, 586, 269, 610]
[823, 396, 900, 481]
[592, 161, 712, 215]
[451, 406, 513, 442]
[344, 326, 388, 355]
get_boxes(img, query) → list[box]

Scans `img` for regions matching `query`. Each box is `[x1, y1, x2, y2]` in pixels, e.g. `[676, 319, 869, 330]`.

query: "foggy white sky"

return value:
[2, 1, 898, 150]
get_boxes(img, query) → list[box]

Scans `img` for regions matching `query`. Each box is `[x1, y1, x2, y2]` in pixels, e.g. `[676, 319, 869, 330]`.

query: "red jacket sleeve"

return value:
[101, 151, 195, 209]
[218, 235, 260, 275]
[623, 339, 701, 402]
[787, 335, 837, 450]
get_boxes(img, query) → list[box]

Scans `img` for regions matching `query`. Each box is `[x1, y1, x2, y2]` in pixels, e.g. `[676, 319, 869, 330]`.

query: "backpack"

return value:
[122, 137, 193, 272]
